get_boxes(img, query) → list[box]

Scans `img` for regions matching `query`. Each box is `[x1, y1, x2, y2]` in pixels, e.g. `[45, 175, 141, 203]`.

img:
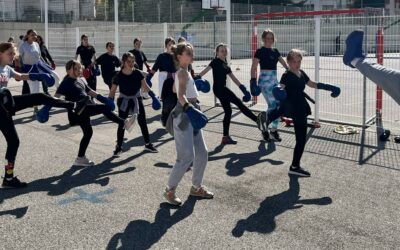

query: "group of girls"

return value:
[1, 29, 341, 207]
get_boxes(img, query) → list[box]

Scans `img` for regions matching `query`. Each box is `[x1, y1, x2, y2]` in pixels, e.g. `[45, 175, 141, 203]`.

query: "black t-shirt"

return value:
[96, 53, 121, 82]
[254, 47, 281, 70]
[152, 52, 176, 73]
[280, 70, 311, 118]
[76, 45, 96, 67]
[129, 49, 147, 70]
[112, 70, 144, 96]
[56, 76, 91, 102]
[209, 58, 232, 90]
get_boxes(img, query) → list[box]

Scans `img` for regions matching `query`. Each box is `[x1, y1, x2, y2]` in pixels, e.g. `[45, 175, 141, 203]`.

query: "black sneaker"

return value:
[221, 136, 238, 145]
[74, 96, 90, 115]
[113, 145, 123, 157]
[2, 176, 28, 188]
[262, 131, 270, 142]
[257, 112, 268, 132]
[144, 143, 158, 153]
[270, 130, 282, 142]
[288, 166, 311, 177]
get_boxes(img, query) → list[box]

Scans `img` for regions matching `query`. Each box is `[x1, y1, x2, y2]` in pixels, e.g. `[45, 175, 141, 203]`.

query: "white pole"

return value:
[314, 0, 321, 124]
[114, 0, 119, 57]
[76, 27, 80, 48]
[45, 0, 49, 47]
[226, 0, 231, 88]
[163, 22, 168, 42]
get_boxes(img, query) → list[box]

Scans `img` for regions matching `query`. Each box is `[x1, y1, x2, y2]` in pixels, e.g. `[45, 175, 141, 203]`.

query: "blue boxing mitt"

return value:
[29, 73, 55, 87]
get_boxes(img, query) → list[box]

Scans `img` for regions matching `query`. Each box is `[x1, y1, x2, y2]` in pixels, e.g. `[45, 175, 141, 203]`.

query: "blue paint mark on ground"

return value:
[58, 188, 115, 205]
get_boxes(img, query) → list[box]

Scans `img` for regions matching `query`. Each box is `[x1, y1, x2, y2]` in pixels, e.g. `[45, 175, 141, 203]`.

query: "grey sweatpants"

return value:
[167, 113, 208, 189]
[356, 58, 400, 105]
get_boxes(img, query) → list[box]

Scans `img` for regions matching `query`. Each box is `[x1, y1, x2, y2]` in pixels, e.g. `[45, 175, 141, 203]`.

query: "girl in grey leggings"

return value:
[344, 30, 400, 105]
[344, 30, 400, 142]
[164, 42, 214, 206]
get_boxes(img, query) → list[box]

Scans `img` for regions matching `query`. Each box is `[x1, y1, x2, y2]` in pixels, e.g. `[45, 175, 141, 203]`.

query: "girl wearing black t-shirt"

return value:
[258, 49, 340, 177]
[147, 37, 176, 97]
[55, 60, 133, 167]
[251, 29, 289, 142]
[108, 52, 158, 156]
[75, 34, 97, 91]
[197, 44, 260, 145]
[96, 42, 121, 90]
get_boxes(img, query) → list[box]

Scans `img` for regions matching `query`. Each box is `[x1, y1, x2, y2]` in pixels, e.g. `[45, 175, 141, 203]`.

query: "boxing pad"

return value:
[184, 104, 208, 130]
[239, 84, 251, 102]
[83, 68, 91, 79]
[317, 83, 341, 98]
[194, 79, 211, 93]
[97, 94, 115, 111]
[36, 105, 51, 123]
[146, 73, 154, 88]
[148, 91, 161, 110]
[250, 78, 261, 96]
[272, 86, 287, 101]
[92, 65, 101, 76]
[29, 73, 55, 87]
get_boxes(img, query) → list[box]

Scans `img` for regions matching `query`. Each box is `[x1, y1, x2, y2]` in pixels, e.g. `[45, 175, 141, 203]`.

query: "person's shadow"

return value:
[231, 175, 332, 237]
[209, 142, 284, 176]
[0, 206, 28, 219]
[106, 196, 198, 250]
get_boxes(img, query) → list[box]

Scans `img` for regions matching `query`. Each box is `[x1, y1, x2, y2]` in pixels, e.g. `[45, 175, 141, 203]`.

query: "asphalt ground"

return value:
[1, 67, 400, 250]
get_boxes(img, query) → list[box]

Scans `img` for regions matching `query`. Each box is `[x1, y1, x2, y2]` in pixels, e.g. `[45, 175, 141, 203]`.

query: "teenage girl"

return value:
[96, 42, 121, 90]
[197, 43, 261, 145]
[108, 52, 159, 156]
[251, 29, 289, 142]
[55, 60, 133, 167]
[163, 42, 213, 206]
[0, 42, 87, 188]
[75, 34, 97, 91]
[258, 49, 340, 177]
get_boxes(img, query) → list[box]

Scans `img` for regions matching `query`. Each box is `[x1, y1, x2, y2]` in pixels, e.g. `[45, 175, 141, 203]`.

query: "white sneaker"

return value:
[73, 156, 94, 167]
[124, 114, 137, 133]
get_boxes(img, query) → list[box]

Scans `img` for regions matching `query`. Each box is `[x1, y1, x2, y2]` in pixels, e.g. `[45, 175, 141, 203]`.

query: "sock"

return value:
[5, 162, 14, 180]
[351, 58, 361, 67]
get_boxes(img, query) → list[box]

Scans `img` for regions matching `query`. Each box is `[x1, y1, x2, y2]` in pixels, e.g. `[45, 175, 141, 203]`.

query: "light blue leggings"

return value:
[259, 71, 280, 130]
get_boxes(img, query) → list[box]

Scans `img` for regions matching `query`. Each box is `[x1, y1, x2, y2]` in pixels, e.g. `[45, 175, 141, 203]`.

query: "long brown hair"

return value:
[170, 42, 193, 69]
[121, 52, 135, 70]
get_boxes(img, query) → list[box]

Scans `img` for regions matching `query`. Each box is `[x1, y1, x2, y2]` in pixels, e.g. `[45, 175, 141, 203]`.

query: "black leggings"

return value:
[86, 75, 97, 91]
[116, 98, 150, 147]
[267, 105, 308, 167]
[0, 93, 74, 163]
[22, 81, 30, 95]
[74, 104, 124, 157]
[215, 87, 257, 136]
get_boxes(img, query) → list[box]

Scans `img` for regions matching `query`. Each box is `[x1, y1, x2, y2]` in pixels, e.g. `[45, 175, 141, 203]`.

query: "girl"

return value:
[128, 38, 151, 99]
[19, 30, 59, 115]
[96, 42, 121, 90]
[55, 60, 133, 167]
[128, 38, 151, 72]
[147, 37, 176, 97]
[163, 42, 213, 206]
[108, 52, 158, 156]
[251, 29, 289, 142]
[75, 34, 97, 91]
[258, 49, 340, 177]
[37, 35, 56, 95]
[0, 42, 87, 188]
[197, 43, 260, 145]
